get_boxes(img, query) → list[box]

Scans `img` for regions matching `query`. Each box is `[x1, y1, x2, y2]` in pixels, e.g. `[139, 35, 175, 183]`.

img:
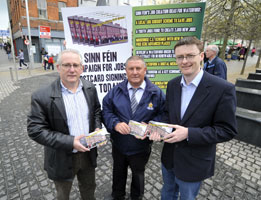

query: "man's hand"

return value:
[115, 122, 130, 135]
[149, 131, 161, 141]
[73, 135, 90, 152]
[134, 122, 148, 140]
[163, 125, 188, 143]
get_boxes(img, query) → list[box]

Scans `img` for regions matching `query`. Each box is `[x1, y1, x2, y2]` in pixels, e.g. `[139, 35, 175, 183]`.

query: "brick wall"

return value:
[9, 0, 78, 34]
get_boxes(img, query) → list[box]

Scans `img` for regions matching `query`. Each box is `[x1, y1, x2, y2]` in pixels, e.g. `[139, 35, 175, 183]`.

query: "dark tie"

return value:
[205, 61, 209, 71]
[131, 88, 139, 114]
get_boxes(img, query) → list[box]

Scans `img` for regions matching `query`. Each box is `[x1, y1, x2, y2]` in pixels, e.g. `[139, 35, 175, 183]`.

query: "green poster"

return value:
[133, 2, 206, 92]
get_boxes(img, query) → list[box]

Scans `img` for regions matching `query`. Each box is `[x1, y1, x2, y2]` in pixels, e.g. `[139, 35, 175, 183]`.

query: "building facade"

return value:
[9, 0, 77, 62]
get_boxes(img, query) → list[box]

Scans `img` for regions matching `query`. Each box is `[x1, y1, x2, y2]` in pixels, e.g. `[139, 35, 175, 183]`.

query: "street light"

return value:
[25, 0, 34, 75]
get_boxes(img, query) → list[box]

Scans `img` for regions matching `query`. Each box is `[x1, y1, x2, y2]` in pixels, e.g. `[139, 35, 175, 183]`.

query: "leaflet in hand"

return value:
[147, 121, 173, 139]
[128, 120, 173, 139]
[80, 128, 109, 149]
[129, 120, 148, 138]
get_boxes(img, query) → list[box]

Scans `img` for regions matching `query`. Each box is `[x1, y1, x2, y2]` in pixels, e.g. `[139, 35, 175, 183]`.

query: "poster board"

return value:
[133, 3, 206, 91]
[62, 3, 205, 100]
[62, 6, 132, 101]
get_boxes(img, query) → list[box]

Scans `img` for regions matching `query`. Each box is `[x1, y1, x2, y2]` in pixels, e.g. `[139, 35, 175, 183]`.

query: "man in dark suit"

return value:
[204, 44, 227, 80]
[150, 37, 237, 199]
[27, 49, 102, 200]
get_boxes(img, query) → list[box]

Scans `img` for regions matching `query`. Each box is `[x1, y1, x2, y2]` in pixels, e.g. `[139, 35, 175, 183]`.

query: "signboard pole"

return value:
[8, 16, 18, 81]
[25, 0, 33, 74]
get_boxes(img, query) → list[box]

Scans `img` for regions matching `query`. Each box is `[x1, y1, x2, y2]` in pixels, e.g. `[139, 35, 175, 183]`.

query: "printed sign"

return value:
[39, 26, 51, 39]
[133, 3, 206, 92]
[62, 6, 132, 102]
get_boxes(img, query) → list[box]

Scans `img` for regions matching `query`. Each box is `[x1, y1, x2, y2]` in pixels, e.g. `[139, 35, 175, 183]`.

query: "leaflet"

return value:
[129, 120, 148, 138]
[147, 121, 173, 139]
[80, 128, 109, 149]
[128, 120, 173, 139]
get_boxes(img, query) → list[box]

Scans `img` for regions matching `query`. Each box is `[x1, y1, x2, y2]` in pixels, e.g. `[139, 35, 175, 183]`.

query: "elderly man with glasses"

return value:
[27, 49, 102, 200]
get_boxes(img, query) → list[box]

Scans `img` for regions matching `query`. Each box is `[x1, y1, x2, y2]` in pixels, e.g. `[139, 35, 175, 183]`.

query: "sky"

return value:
[0, 0, 9, 30]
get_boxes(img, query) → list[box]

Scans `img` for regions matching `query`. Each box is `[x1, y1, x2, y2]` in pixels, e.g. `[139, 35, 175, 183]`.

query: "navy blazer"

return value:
[161, 72, 237, 182]
[204, 56, 227, 80]
[102, 77, 165, 155]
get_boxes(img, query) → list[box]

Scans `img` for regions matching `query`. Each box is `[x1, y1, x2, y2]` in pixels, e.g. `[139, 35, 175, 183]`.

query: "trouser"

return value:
[53, 152, 96, 200]
[19, 59, 27, 67]
[111, 145, 151, 200]
[43, 61, 48, 70]
[48, 63, 54, 70]
[161, 164, 201, 200]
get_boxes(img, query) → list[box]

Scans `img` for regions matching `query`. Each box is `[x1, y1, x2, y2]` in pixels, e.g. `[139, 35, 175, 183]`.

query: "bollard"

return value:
[9, 67, 14, 82]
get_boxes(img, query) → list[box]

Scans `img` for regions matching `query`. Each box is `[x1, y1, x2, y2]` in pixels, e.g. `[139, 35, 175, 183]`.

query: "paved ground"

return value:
[0, 48, 261, 200]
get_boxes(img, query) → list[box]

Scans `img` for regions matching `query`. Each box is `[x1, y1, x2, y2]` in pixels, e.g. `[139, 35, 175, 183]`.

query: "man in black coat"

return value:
[27, 49, 102, 200]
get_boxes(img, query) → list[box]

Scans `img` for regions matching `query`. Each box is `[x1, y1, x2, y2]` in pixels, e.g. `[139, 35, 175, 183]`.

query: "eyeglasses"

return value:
[176, 53, 201, 62]
[61, 63, 81, 69]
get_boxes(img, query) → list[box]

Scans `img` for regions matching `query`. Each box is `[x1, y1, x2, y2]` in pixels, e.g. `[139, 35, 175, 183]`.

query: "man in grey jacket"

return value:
[27, 49, 102, 200]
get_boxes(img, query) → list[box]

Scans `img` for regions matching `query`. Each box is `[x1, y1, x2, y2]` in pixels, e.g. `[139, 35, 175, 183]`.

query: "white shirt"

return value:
[180, 69, 203, 119]
[127, 80, 146, 104]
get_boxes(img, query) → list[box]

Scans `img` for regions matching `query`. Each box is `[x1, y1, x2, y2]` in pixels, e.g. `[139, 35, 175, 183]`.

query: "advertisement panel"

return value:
[62, 6, 132, 101]
[132, 3, 206, 92]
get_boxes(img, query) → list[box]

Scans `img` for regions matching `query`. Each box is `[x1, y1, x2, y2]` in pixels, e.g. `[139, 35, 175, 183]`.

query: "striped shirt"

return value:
[61, 80, 89, 141]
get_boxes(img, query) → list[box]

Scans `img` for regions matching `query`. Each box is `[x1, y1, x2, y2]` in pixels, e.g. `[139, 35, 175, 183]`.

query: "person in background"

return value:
[149, 37, 237, 200]
[27, 49, 102, 200]
[102, 55, 165, 200]
[226, 47, 233, 61]
[41, 47, 46, 63]
[251, 47, 256, 57]
[204, 44, 227, 80]
[43, 52, 49, 70]
[17, 49, 28, 69]
[7, 46, 11, 61]
[238, 47, 246, 61]
[48, 54, 54, 70]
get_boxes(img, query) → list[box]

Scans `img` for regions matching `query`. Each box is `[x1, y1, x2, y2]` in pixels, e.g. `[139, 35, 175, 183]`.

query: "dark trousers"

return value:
[112, 145, 151, 200]
[19, 59, 27, 67]
[43, 60, 48, 70]
[48, 63, 54, 70]
[53, 152, 96, 200]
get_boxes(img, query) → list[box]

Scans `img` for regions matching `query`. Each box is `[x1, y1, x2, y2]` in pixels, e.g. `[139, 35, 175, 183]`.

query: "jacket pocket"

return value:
[190, 145, 214, 161]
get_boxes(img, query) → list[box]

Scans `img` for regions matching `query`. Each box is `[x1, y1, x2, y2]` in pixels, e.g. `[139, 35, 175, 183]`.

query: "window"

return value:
[58, 2, 66, 21]
[37, 0, 47, 19]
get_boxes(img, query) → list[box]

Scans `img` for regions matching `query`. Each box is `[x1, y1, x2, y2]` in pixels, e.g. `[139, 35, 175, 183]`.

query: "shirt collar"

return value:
[180, 69, 203, 87]
[127, 80, 146, 90]
[61, 80, 83, 93]
[208, 56, 217, 63]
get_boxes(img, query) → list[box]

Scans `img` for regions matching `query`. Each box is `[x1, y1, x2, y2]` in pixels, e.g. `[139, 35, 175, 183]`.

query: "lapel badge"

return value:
[147, 102, 154, 110]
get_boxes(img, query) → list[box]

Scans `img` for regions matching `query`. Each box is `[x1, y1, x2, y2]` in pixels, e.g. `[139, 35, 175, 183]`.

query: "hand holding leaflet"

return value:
[147, 121, 173, 140]
[128, 120, 173, 141]
[80, 128, 109, 149]
[129, 120, 147, 138]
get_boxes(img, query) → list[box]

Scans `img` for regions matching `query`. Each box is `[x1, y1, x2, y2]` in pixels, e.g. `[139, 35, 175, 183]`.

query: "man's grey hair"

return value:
[207, 45, 219, 55]
[57, 49, 83, 65]
[125, 55, 146, 68]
